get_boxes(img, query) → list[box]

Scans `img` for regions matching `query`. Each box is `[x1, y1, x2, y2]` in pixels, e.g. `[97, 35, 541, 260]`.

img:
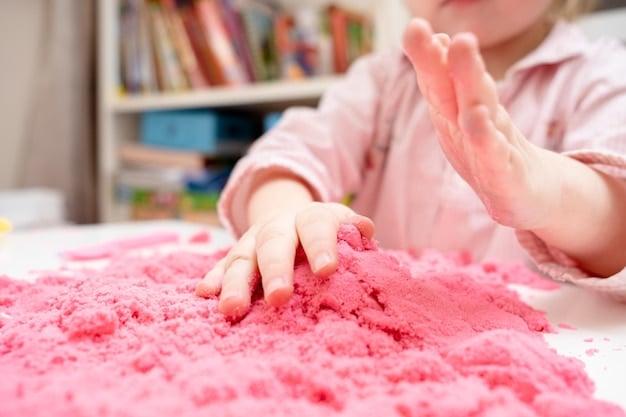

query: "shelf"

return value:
[108, 76, 342, 113]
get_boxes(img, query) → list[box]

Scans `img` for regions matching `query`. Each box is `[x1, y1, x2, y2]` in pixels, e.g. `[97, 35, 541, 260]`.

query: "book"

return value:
[115, 165, 228, 225]
[177, 0, 227, 86]
[327, 5, 349, 73]
[128, 188, 180, 221]
[291, 8, 325, 77]
[326, 5, 373, 74]
[137, 0, 159, 91]
[219, 0, 256, 82]
[146, 0, 188, 91]
[194, 0, 248, 86]
[119, 0, 141, 93]
[116, 166, 188, 191]
[119, 0, 158, 93]
[160, 0, 208, 88]
[274, 13, 305, 80]
[235, 0, 279, 81]
[119, 143, 208, 170]
[119, 140, 246, 170]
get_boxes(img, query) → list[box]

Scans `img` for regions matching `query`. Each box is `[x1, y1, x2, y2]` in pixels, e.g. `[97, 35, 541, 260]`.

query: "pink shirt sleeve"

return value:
[517, 39, 626, 300]
[217, 53, 392, 237]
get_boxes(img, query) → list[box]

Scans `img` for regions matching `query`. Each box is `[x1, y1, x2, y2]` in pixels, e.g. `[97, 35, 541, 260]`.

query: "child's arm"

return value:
[526, 150, 626, 277]
[403, 19, 626, 278]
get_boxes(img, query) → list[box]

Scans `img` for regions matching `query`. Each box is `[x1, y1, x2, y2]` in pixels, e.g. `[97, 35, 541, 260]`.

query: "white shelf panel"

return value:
[109, 76, 342, 113]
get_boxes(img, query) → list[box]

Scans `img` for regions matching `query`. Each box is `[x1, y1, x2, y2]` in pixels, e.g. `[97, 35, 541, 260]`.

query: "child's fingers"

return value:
[255, 220, 298, 307]
[217, 231, 258, 316]
[296, 204, 343, 276]
[448, 33, 499, 120]
[344, 214, 375, 240]
[297, 205, 374, 278]
[196, 257, 227, 297]
[402, 18, 458, 120]
[218, 258, 255, 317]
[459, 104, 510, 174]
[425, 101, 474, 180]
[433, 32, 451, 48]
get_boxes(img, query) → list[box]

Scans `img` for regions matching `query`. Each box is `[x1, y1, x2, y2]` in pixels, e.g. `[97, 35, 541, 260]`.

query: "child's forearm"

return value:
[246, 170, 315, 228]
[531, 149, 626, 277]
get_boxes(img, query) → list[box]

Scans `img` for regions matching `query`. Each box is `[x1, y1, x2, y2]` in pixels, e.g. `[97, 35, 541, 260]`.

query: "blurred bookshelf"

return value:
[98, 0, 626, 227]
[97, 0, 386, 225]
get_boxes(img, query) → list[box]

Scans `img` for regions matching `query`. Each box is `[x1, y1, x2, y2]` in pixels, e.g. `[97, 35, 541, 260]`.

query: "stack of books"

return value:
[118, 0, 374, 94]
[115, 110, 278, 225]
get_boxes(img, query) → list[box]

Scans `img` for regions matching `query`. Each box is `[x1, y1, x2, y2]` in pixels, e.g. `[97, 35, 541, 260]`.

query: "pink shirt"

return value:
[219, 21, 626, 300]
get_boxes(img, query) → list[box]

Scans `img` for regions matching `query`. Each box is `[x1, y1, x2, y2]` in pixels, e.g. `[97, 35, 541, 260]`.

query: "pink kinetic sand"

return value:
[188, 230, 211, 244]
[1, 225, 623, 417]
[62, 231, 180, 260]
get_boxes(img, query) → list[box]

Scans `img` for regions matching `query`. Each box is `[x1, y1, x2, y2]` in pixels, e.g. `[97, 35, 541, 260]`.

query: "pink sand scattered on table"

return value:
[62, 231, 180, 261]
[584, 338, 595, 343]
[557, 323, 576, 330]
[586, 349, 600, 357]
[188, 230, 211, 244]
[0, 225, 623, 417]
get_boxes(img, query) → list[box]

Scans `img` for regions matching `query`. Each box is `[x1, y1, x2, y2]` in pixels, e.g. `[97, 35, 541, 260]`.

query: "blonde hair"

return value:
[548, 0, 598, 21]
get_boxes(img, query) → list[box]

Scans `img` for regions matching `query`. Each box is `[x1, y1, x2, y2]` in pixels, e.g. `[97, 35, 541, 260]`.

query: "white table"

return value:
[1, 220, 625, 409]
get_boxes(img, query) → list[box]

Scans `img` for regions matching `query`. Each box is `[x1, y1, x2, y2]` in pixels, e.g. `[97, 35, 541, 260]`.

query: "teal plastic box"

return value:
[140, 110, 257, 153]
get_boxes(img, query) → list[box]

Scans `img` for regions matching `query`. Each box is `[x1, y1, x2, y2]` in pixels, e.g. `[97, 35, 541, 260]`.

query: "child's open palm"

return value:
[403, 19, 555, 231]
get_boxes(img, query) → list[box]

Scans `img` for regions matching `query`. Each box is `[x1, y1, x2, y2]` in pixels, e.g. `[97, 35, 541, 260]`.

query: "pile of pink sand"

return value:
[1, 225, 623, 416]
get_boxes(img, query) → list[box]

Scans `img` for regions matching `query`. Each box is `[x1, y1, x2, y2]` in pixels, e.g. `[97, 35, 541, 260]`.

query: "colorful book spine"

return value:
[328, 5, 349, 73]
[147, 0, 188, 91]
[119, 0, 142, 93]
[137, 0, 158, 91]
[219, 0, 256, 82]
[161, 0, 208, 88]
[326, 4, 373, 74]
[195, 0, 248, 86]
[177, 0, 227, 86]
[236, 0, 279, 81]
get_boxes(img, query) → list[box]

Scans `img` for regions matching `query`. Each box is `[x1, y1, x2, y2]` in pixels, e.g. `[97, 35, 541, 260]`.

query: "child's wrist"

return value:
[246, 169, 315, 227]
[528, 147, 567, 231]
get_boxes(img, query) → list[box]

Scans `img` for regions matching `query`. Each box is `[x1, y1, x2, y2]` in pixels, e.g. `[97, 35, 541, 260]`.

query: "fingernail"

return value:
[219, 293, 249, 316]
[195, 280, 214, 297]
[314, 253, 332, 273]
[265, 277, 288, 297]
[265, 277, 292, 306]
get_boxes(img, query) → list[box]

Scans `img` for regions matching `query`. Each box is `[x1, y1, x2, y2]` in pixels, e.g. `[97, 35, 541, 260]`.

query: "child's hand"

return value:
[402, 19, 556, 231]
[196, 202, 374, 317]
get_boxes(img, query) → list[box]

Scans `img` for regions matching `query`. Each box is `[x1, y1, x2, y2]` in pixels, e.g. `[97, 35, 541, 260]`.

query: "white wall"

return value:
[0, 1, 44, 188]
[372, 0, 410, 52]
[578, 7, 626, 40]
